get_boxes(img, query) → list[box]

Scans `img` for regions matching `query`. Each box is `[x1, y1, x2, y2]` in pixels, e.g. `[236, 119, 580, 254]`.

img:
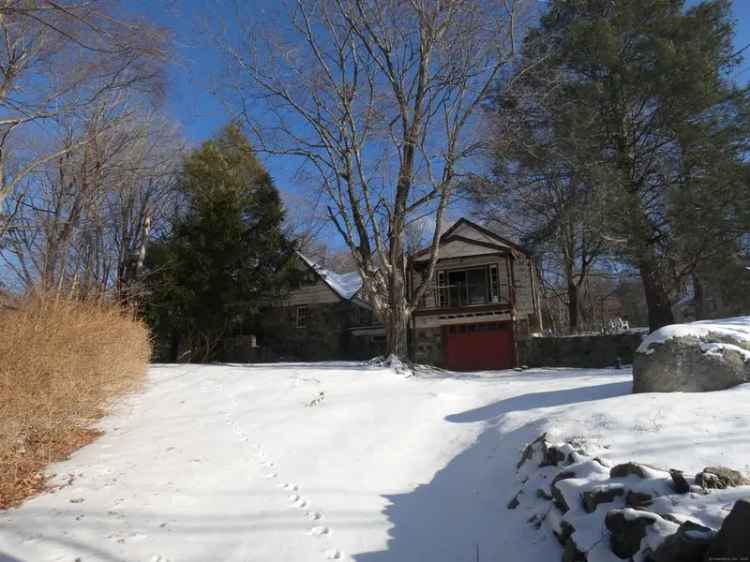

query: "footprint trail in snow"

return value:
[213, 372, 345, 560]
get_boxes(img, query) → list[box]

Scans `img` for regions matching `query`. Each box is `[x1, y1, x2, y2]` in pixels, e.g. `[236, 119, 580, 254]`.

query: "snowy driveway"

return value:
[2, 362, 744, 562]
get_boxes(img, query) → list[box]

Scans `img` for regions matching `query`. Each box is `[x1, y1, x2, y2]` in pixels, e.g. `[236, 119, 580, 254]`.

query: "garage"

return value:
[444, 322, 515, 371]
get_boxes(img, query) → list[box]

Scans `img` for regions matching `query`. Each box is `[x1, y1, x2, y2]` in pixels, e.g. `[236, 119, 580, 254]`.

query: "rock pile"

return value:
[509, 434, 750, 561]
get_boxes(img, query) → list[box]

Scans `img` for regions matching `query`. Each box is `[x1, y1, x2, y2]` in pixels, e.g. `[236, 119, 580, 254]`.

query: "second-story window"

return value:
[446, 268, 488, 306]
[489, 265, 500, 303]
[436, 270, 447, 307]
[430, 264, 510, 308]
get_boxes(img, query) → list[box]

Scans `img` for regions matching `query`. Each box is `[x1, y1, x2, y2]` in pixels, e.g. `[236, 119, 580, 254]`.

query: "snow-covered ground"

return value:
[1, 363, 749, 562]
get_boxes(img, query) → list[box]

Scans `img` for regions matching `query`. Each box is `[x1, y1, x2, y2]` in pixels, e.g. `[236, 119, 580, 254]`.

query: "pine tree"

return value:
[495, 0, 750, 331]
[144, 124, 297, 361]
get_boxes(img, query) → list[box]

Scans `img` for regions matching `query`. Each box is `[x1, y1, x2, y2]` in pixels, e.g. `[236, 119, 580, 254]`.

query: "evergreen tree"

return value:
[479, 41, 611, 331]
[487, 0, 750, 331]
[144, 124, 297, 361]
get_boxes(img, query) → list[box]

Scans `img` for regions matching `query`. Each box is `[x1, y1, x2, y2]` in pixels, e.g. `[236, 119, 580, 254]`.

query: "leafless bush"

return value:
[0, 291, 151, 508]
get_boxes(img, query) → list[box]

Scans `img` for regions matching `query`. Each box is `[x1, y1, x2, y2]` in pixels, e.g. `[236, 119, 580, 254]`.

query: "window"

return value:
[296, 305, 308, 329]
[489, 265, 500, 303]
[445, 268, 489, 307]
[429, 264, 514, 309]
[436, 270, 448, 307]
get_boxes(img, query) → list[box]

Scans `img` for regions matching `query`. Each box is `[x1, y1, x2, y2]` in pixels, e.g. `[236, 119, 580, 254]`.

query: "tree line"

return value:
[0, 2, 299, 363]
[474, 0, 750, 332]
[2, 0, 748, 361]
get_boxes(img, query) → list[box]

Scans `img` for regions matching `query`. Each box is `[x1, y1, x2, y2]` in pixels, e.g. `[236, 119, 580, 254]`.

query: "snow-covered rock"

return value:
[510, 433, 750, 562]
[633, 316, 750, 393]
[705, 498, 750, 560]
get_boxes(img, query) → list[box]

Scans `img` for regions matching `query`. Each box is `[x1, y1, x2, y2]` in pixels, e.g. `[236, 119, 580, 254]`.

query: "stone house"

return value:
[259, 253, 383, 361]
[261, 218, 543, 370]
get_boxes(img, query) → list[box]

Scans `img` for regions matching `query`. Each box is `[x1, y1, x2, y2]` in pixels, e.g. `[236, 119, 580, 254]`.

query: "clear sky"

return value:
[127, 0, 750, 212]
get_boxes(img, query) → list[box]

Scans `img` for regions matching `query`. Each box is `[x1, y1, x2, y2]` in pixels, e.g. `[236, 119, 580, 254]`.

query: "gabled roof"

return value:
[441, 218, 529, 254]
[411, 218, 529, 260]
[296, 252, 363, 301]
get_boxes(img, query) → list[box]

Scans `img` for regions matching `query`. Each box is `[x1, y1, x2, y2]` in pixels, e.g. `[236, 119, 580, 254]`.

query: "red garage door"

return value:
[444, 322, 515, 371]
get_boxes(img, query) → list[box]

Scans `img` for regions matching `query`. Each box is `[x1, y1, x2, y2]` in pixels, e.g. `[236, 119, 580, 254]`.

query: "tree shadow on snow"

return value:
[446, 381, 631, 423]
[353, 381, 631, 562]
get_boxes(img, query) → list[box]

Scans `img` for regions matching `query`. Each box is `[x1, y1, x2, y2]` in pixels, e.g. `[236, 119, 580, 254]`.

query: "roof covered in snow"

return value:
[296, 252, 363, 301]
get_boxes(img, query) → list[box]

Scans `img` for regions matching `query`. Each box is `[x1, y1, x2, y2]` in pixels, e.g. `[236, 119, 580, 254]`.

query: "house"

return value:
[259, 253, 383, 361]
[261, 218, 543, 370]
[408, 218, 543, 370]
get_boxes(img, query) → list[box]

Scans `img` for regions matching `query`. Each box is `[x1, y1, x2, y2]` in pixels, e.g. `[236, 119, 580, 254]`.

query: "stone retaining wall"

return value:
[518, 333, 645, 368]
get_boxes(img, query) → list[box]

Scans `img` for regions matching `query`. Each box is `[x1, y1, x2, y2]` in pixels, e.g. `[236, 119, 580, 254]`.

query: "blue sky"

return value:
[132, 0, 750, 177]
[128, 0, 750, 216]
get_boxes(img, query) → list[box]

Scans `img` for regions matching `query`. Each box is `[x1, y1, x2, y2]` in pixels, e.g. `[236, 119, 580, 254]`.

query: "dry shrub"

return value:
[0, 292, 151, 508]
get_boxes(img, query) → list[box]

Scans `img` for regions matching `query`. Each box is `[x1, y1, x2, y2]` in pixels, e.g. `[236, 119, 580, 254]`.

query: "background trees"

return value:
[0, 1, 175, 299]
[3, 104, 182, 298]
[476, 0, 750, 332]
[0, 1, 168, 236]
[144, 125, 298, 362]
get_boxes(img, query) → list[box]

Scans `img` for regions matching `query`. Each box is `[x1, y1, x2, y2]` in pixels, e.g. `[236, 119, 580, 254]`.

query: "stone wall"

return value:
[518, 332, 644, 368]
[260, 302, 351, 361]
[413, 326, 443, 365]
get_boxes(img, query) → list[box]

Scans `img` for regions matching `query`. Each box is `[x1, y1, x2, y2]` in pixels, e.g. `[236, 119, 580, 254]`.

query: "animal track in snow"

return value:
[306, 391, 326, 407]
[216, 377, 343, 560]
[308, 526, 330, 537]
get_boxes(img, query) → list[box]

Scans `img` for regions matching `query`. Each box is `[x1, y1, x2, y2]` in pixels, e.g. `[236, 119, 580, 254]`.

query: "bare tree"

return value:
[0, 1, 169, 236]
[218, 0, 532, 358]
[2, 97, 182, 296]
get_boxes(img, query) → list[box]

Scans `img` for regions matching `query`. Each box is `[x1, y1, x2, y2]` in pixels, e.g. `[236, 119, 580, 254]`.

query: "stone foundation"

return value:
[413, 326, 443, 366]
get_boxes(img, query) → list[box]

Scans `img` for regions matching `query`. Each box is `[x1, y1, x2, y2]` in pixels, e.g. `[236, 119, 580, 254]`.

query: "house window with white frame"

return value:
[296, 305, 308, 329]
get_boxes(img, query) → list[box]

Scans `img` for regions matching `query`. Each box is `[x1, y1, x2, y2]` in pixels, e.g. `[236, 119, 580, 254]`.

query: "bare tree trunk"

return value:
[693, 273, 705, 320]
[640, 258, 675, 331]
[567, 282, 579, 332]
[384, 308, 409, 360]
[383, 246, 410, 358]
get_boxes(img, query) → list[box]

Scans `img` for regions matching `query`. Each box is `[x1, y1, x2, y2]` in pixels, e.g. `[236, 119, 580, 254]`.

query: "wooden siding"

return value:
[413, 238, 502, 261]
[284, 280, 341, 306]
[451, 222, 513, 249]
[513, 255, 535, 316]
[282, 259, 342, 306]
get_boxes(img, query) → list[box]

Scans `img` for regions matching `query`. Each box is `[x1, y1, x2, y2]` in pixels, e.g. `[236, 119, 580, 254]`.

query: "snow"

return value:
[297, 252, 363, 300]
[1, 364, 749, 562]
[699, 341, 750, 361]
[637, 315, 750, 354]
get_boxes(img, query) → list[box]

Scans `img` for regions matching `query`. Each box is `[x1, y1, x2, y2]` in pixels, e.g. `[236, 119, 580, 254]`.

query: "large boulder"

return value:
[633, 317, 750, 393]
